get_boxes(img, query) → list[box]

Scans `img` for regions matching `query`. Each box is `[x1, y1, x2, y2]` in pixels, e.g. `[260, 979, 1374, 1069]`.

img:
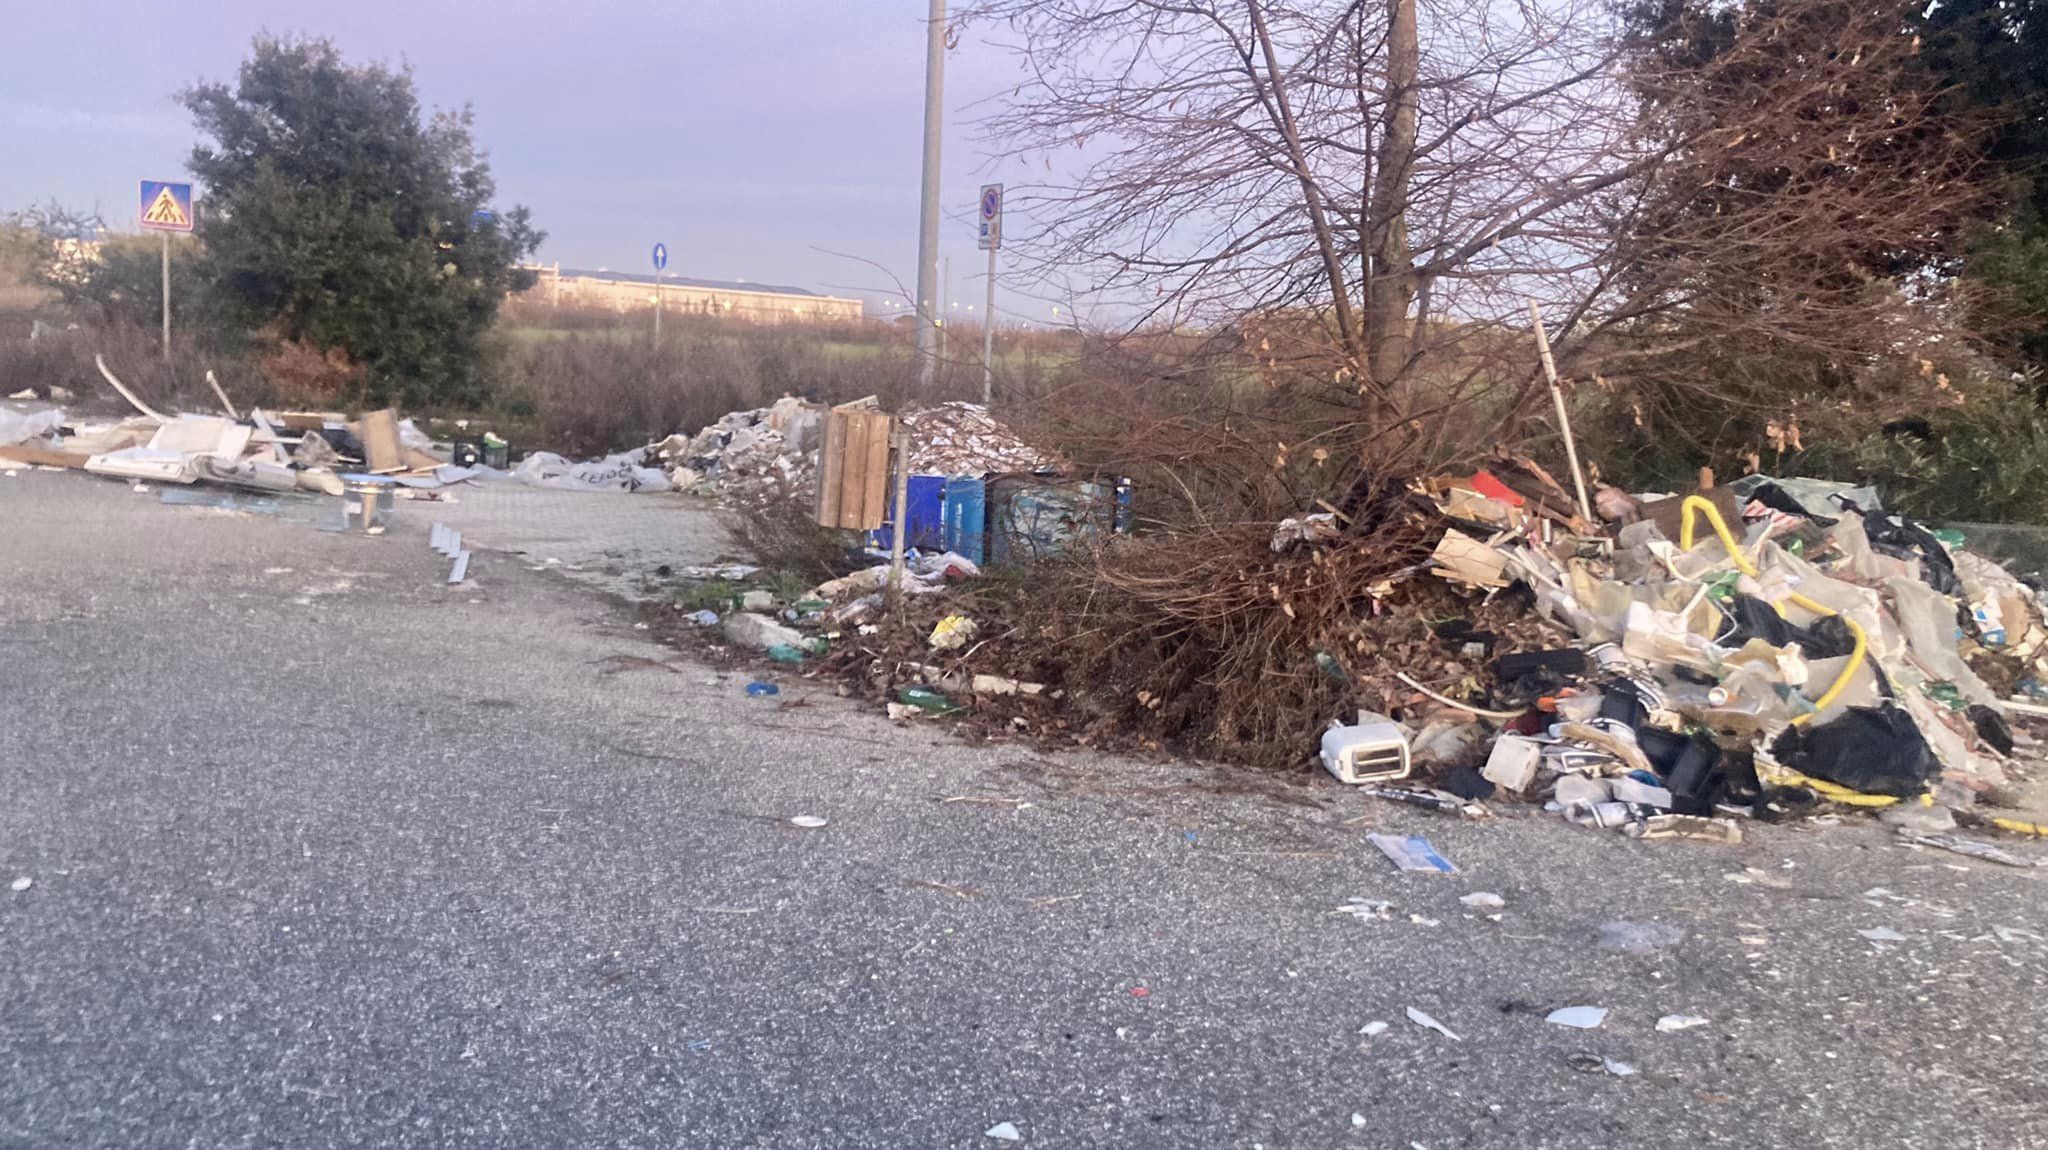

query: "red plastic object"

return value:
[1471, 471, 1527, 507]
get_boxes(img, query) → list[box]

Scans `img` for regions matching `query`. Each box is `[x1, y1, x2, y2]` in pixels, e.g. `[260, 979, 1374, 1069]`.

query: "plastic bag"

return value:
[1770, 706, 1941, 797]
[0, 406, 63, 446]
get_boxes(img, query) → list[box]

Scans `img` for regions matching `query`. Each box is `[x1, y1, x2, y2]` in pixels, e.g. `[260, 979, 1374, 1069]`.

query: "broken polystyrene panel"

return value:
[1656, 1014, 1710, 1033]
[146, 415, 252, 460]
[1545, 1006, 1609, 1029]
[1405, 1006, 1462, 1040]
[195, 456, 297, 492]
[84, 447, 199, 484]
[448, 550, 471, 585]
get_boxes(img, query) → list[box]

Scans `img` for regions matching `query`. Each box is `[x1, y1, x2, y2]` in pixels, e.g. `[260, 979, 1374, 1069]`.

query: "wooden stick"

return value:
[1526, 302, 1594, 525]
[205, 370, 240, 420]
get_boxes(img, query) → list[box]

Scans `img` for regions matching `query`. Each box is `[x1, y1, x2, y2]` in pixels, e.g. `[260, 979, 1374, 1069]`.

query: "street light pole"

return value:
[981, 243, 996, 405]
[912, 0, 946, 391]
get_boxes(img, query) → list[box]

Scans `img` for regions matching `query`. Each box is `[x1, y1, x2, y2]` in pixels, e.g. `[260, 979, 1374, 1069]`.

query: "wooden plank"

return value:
[836, 412, 871, 530]
[816, 408, 849, 527]
[858, 413, 892, 530]
[0, 444, 92, 469]
[273, 411, 346, 432]
[359, 408, 404, 474]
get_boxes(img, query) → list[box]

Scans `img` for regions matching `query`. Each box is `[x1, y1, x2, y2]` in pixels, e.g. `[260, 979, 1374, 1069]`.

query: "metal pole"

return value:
[911, 0, 946, 390]
[888, 426, 912, 597]
[1527, 301, 1594, 524]
[160, 232, 171, 362]
[981, 244, 996, 405]
[654, 272, 662, 341]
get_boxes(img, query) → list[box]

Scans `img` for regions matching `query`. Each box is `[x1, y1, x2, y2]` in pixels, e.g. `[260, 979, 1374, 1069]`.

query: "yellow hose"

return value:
[1679, 496, 1870, 726]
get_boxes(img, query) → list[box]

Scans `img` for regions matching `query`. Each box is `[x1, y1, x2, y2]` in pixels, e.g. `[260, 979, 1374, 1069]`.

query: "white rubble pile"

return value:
[642, 398, 1058, 504]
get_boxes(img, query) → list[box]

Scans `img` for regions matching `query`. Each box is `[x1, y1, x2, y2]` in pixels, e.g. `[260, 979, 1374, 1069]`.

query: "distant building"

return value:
[517, 264, 864, 324]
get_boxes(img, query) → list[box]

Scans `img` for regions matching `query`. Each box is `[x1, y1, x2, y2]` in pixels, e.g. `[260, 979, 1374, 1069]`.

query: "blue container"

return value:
[869, 474, 948, 554]
[941, 476, 987, 565]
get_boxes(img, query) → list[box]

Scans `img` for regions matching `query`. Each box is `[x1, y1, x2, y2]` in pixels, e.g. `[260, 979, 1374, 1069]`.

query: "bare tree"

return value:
[968, 0, 1984, 476]
[968, 0, 1642, 464]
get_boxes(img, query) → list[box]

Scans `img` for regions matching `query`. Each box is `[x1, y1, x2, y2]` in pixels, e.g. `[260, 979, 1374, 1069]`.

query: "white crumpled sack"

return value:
[0, 406, 64, 446]
[512, 450, 672, 493]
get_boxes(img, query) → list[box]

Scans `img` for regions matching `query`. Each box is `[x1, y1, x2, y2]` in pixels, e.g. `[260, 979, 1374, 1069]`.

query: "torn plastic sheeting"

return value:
[513, 450, 672, 494]
[0, 405, 64, 446]
[1727, 475, 1880, 519]
[1887, 575, 1998, 707]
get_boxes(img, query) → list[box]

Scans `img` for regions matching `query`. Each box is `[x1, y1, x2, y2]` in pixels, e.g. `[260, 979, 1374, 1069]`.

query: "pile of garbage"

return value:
[1316, 466, 2048, 849]
[645, 396, 823, 502]
[899, 402, 1061, 475]
[0, 357, 478, 499]
[627, 398, 1057, 503]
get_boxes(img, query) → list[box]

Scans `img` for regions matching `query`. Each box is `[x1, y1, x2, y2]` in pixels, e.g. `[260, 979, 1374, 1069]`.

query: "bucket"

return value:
[339, 473, 397, 535]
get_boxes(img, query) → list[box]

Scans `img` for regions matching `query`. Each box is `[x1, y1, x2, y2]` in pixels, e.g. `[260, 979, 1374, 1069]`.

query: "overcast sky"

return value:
[2, 1, 1046, 317]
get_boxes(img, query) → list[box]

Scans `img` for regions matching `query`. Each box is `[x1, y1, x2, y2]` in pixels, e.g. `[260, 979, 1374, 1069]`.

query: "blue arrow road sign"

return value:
[652, 243, 668, 272]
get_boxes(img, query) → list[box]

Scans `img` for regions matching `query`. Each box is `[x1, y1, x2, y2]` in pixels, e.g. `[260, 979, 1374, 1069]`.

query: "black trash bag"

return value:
[1722, 594, 1801, 648]
[1491, 649, 1588, 706]
[1636, 728, 1724, 813]
[1968, 704, 2014, 757]
[1770, 706, 1942, 797]
[1856, 511, 1962, 598]
[1747, 482, 1838, 526]
[1801, 614, 1860, 661]
[1439, 765, 1496, 801]
[1720, 594, 1858, 659]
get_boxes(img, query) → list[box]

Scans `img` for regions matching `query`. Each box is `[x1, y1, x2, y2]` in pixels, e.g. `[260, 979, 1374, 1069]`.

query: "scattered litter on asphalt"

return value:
[1360, 1020, 1389, 1037]
[744, 681, 780, 697]
[1409, 914, 1442, 927]
[1566, 1052, 1637, 1076]
[1459, 892, 1505, 909]
[984, 1121, 1022, 1142]
[1596, 921, 1686, 954]
[1656, 1014, 1710, 1033]
[1334, 898, 1395, 922]
[1129, 987, 1151, 998]
[1351, 1113, 1368, 1129]
[789, 815, 829, 829]
[1858, 926, 1909, 942]
[1546, 1006, 1609, 1029]
[9, 876, 31, 892]
[1405, 1007, 1462, 1041]
[1366, 833, 1458, 873]
[1902, 833, 2039, 868]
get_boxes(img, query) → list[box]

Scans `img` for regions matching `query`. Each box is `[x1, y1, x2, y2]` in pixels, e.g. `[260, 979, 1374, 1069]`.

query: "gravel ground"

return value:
[2, 469, 2045, 1150]
[421, 478, 740, 600]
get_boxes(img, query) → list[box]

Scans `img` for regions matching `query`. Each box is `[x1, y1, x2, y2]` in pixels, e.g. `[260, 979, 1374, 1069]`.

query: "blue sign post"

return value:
[651, 243, 669, 338]
[140, 180, 195, 363]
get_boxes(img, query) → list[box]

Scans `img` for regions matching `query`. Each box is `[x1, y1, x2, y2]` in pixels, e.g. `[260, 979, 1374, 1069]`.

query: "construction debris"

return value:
[8, 360, 492, 529]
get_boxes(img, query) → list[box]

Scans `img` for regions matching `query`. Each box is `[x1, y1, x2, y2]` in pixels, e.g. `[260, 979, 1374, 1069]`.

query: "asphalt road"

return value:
[3, 471, 2045, 1149]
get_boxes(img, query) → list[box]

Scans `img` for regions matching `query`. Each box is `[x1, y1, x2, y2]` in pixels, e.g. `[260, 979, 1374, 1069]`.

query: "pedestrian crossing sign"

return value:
[139, 180, 194, 233]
